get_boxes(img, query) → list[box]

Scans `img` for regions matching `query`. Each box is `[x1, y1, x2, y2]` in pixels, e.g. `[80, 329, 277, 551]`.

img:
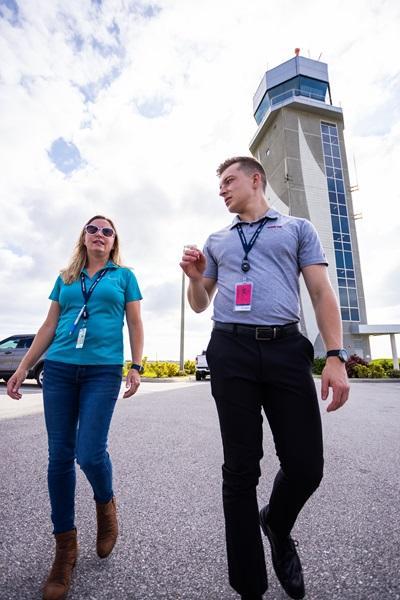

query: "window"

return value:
[341, 218, 349, 234]
[0, 338, 19, 350]
[336, 179, 344, 194]
[255, 76, 329, 124]
[344, 252, 353, 269]
[339, 287, 348, 306]
[349, 288, 358, 307]
[326, 167, 334, 178]
[332, 145, 340, 158]
[321, 121, 359, 321]
[341, 308, 350, 321]
[335, 251, 344, 268]
[327, 178, 335, 192]
[331, 215, 340, 231]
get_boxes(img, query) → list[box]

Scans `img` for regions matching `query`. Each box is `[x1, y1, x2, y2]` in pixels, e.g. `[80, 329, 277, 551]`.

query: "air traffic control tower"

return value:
[249, 50, 371, 358]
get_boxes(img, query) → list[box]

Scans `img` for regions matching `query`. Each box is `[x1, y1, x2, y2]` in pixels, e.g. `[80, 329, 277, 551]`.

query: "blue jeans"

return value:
[43, 359, 122, 534]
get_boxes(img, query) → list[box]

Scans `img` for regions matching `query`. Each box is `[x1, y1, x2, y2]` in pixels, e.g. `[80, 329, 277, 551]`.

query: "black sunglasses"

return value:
[85, 224, 115, 237]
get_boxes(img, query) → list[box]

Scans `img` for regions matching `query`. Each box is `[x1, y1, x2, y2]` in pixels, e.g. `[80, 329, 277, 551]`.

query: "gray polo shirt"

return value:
[203, 208, 328, 325]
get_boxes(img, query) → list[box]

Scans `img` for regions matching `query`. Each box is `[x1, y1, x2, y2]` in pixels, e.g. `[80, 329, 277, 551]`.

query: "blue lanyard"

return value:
[80, 268, 108, 319]
[69, 268, 108, 335]
[236, 218, 269, 272]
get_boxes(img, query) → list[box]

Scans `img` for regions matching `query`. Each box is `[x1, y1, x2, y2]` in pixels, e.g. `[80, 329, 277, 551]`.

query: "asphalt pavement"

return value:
[0, 379, 399, 600]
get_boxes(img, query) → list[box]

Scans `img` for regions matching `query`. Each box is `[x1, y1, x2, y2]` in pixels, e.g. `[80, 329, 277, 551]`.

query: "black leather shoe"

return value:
[259, 505, 305, 599]
[240, 595, 263, 600]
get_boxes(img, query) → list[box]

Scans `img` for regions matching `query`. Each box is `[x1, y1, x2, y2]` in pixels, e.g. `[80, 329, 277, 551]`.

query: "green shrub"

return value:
[370, 358, 393, 373]
[142, 360, 186, 378]
[367, 364, 385, 378]
[184, 359, 196, 375]
[166, 362, 180, 377]
[312, 357, 326, 375]
[123, 358, 195, 378]
[142, 369, 157, 378]
[122, 362, 130, 377]
[388, 369, 400, 378]
[353, 363, 386, 379]
[353, 364, 369, 378]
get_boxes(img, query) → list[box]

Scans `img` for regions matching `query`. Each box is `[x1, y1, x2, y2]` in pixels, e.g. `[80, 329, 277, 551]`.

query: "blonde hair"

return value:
[61, 215, 123, 284]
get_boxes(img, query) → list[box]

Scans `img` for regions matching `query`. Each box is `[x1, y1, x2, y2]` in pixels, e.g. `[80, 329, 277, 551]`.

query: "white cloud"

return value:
[0, 0, 399, 360]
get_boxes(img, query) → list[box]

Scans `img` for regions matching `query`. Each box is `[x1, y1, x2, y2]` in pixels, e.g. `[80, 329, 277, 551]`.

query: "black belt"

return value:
[213, 321, 299, 341]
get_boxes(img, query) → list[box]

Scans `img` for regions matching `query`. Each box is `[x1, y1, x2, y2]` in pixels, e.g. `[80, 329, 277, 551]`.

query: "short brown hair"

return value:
[217, 156, 267, 191]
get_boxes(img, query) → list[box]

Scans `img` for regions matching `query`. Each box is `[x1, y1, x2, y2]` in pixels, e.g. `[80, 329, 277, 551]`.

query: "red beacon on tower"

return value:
[294, 48, 300, 56]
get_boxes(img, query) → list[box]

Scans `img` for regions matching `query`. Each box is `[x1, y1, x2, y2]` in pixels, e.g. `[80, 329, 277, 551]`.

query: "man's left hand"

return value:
[123, 369, 141, 398]
[321, 360, 350, 412]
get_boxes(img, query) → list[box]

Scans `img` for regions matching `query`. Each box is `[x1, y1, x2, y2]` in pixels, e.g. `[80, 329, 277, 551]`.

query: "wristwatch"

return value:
[326, 349, 349, 363]
[129, 363, 144, 374]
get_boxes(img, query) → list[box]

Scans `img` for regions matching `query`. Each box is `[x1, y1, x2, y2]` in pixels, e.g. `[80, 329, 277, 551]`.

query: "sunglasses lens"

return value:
[85, 224, 114, 236]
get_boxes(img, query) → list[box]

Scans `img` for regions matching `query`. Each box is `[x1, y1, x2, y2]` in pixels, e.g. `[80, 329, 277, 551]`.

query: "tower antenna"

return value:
[350, 154, 359, 192]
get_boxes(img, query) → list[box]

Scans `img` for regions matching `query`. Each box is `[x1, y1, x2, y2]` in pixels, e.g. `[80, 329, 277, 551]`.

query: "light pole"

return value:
[179, 270, 185, 372]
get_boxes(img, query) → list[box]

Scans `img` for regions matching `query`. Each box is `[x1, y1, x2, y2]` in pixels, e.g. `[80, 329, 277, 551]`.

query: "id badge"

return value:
[234, 281, 253, 311]
[76, 327, 87, 349]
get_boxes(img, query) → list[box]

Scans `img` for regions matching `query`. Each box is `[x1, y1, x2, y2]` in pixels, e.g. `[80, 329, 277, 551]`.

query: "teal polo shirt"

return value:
[46, 262, 142, 365]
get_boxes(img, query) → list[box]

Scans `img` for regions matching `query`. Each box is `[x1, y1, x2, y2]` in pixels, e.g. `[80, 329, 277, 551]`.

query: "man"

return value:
[180, 156, 349, 600]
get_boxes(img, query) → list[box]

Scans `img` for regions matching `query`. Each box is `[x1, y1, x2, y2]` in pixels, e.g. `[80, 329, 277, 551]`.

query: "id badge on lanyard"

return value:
[234, 280, 253, 311]
[69, 268, 108, 348]
[233, 218, 267, 311]
[76, 326, 87, 348]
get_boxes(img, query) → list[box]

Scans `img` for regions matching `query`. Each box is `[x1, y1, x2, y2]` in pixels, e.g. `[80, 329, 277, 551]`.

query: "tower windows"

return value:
[321, 121, 360, 322]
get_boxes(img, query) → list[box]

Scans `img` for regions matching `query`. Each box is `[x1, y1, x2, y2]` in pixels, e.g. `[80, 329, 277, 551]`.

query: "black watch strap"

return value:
[326, 349, 348, 363]
[130, 363, 144, 374]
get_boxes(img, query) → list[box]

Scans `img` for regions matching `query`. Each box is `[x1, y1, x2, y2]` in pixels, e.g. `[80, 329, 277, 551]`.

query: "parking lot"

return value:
[1, 379, 399, 599]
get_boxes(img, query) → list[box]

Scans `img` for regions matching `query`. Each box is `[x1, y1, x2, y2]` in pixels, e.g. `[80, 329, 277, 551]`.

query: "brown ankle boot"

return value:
[43, 529, 78, 600]
[96, 497, 118, 558]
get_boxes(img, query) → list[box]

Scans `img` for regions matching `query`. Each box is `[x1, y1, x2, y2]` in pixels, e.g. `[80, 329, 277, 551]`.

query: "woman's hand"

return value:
[7, 367, 29, 400]
[123, 368, 141, 398]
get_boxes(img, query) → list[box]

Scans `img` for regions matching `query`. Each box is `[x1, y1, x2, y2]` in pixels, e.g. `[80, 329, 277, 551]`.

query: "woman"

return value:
[7, 215, 144, 600]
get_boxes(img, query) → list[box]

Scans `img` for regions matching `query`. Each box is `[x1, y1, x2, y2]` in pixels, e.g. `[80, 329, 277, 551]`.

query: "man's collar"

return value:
[229, 207, 280, 229]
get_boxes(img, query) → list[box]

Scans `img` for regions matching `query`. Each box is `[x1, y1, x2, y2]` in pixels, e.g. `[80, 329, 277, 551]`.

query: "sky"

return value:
[0, 0, 399, 361]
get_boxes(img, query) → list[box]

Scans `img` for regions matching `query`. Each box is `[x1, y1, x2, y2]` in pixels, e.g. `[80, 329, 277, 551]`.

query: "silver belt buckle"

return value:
[255, 327, 276, 340]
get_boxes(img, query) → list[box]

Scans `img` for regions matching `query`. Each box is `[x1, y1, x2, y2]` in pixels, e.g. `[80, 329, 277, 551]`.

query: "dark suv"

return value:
[0, 334, 45, 387]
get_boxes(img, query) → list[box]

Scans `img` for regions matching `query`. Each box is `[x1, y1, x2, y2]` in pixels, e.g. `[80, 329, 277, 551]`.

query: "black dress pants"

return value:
[206, 328, 324, 596]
